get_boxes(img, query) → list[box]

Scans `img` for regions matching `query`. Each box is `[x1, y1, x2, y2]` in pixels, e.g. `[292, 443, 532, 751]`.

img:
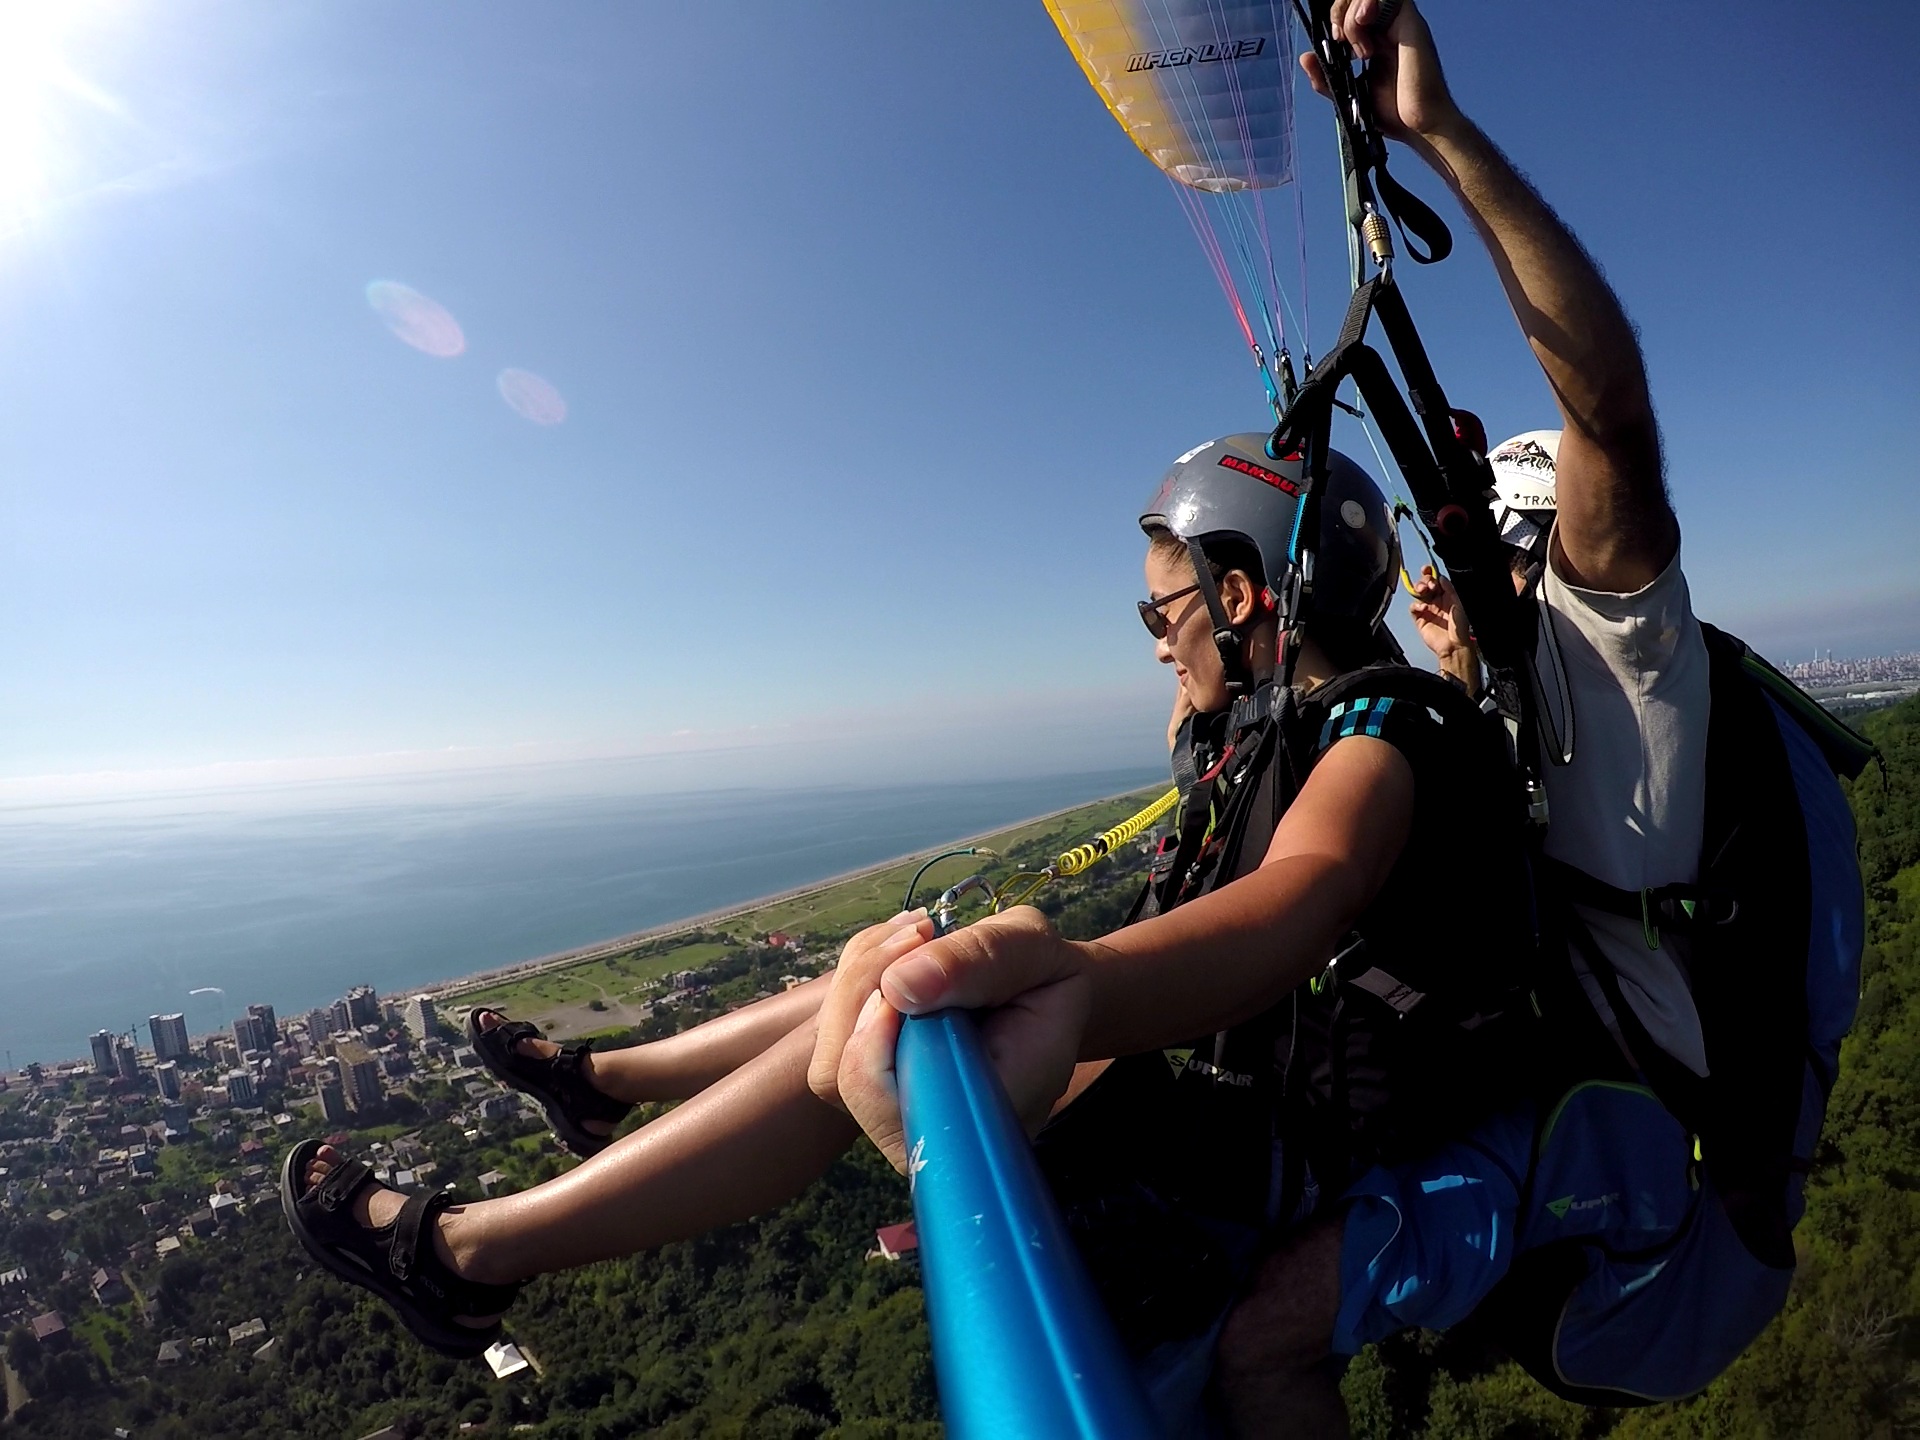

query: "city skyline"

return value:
[1782, 649, 1920, 682]
[16, 981, 424, 1085]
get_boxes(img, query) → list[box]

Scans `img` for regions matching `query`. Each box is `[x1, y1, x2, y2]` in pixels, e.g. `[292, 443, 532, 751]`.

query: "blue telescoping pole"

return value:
[895, 1006, 1163, 1439]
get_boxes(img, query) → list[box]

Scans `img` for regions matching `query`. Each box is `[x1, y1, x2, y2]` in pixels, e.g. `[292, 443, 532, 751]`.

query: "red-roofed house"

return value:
[870, 1222, 919, 1263]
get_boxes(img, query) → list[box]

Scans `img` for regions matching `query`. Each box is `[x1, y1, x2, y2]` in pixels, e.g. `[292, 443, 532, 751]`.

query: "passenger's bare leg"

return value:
[587, 975, 829, 1099]
[473, 976, 831, 1132]
[1212, 1215, 1349, 1439]
[305, 1022, 857, 1285]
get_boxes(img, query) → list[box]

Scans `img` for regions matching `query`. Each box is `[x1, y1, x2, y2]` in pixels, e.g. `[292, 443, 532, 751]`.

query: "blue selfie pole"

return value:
[895, 1006, 1162, 1439]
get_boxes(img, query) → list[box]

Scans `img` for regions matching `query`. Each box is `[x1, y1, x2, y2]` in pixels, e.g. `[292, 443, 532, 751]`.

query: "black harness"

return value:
[1036, 664, 1535, 1355]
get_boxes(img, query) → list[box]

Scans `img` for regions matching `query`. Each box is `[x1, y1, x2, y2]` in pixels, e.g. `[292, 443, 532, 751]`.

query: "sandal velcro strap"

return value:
[550, 1043, 637, 1124]
[387, 1191, 521, 1314]
[390, 1190, 433, 1282]
[280, 1140, 521, 1358]
[468, 1007, 633, 1158]
[485, 1016, 545, 1056]
[313, 1155, 375, 1214]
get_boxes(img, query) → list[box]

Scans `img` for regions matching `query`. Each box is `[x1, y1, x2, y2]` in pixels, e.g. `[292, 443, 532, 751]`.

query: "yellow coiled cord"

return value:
[1056, 786, 1180, 875]
[991, 787, 1180, 912]
[1392, 501, 1443, 597]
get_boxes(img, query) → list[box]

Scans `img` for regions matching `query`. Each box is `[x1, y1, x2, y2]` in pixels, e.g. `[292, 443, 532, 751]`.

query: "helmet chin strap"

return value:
[1185, 537, 1253, 700]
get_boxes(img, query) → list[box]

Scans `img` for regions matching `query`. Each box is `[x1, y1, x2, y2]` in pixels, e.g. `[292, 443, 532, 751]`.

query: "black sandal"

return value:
[466, 1007, 634, 1158]
[279, 1139, 521, 1358]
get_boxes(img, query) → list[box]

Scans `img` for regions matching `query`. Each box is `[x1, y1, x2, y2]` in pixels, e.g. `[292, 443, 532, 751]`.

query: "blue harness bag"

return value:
[1485, 626, 1870, 1405]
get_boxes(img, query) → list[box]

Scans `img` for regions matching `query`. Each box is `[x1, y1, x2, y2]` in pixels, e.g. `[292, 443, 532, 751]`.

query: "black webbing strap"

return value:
[1151, 694, 1289, 915]
[1170, 717, 1201, 798]
[1271, 273, 1548, 827]
[1375, 163, 1452, 264]
[1187, 537, 1251, 699]
[1542, 855, 1740, 946]
[312, 1155, 374, 1214]
[389, 1187, 523, 1310]
[389, 1189, 439, 1282]
[1561, 910, 1710, 1139]
[1154, 760, 1223, 915]
[1124, 873, 1158, 927]
[1298, 0, 1453, 286]
[1205, 721, 1282, 890]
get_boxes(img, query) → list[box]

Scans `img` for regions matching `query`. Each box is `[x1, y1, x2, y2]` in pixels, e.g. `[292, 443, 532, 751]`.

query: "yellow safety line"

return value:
[992, 787, 1180, 912]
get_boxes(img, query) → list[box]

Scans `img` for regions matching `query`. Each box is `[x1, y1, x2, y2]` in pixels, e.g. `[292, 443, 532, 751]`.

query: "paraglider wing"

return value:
[1043, 0, 1295, 192]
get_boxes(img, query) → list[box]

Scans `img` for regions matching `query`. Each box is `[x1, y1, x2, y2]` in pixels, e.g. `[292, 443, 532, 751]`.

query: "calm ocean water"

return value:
[0, 767, 1159, 1067]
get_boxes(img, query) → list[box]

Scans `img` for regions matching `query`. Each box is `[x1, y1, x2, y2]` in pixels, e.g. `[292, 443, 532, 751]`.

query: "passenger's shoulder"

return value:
[1313, 686, 1450, 757]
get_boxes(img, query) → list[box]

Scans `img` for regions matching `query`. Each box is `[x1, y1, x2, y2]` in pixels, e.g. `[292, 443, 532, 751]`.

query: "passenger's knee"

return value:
[1214, 1216, 1344, 1382]
[1215, 1294, 1327, 1382]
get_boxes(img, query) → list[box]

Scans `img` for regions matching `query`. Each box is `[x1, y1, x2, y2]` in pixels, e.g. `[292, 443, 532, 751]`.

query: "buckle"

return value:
[1641, 886, 1739, 948]
[1229, 683, 1278, 736]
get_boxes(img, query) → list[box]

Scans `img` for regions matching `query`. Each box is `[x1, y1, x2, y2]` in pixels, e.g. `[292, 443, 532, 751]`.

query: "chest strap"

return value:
[1539, 854, 1740, 952]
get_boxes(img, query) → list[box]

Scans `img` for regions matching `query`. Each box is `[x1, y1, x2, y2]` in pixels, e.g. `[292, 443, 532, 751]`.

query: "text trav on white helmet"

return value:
[1488, 429, 1560, 554]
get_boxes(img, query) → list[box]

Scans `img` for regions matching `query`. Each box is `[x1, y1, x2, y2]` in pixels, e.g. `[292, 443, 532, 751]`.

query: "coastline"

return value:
[4, 772, 1164, 1075]
[422, 780, 1163, 1006]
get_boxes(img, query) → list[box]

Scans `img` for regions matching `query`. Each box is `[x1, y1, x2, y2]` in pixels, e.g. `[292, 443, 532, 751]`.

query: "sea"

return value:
[0, 766, 1160, 1068]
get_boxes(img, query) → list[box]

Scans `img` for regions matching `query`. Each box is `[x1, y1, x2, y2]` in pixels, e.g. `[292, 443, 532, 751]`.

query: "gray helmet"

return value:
[1139, 434, 1400, 645]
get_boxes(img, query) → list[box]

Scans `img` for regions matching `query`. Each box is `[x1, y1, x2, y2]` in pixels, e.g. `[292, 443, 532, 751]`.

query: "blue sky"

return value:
[1, 0, 1914, 803]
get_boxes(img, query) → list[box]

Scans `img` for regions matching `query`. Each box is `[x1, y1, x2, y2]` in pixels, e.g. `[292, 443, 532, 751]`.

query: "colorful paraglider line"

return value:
[1045, 0, 1314, 418]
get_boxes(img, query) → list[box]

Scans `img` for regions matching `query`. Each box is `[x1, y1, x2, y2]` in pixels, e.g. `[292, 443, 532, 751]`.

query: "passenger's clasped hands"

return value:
[808, 906, 1091, 1173]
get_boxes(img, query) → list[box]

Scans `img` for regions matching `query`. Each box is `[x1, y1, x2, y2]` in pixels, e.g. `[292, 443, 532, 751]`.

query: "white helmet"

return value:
[1487, 429, 1559, 551]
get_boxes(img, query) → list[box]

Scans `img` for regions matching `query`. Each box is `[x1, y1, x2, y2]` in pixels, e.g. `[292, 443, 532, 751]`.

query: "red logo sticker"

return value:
[1217, 453, 1300, 494]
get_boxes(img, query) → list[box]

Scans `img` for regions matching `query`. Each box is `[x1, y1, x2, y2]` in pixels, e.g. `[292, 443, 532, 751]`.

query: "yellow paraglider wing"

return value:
[1043, 0, 1295, 192]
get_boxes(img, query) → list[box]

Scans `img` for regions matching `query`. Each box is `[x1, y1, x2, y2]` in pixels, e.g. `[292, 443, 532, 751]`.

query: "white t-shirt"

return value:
[1532, 547, 1711, 1076]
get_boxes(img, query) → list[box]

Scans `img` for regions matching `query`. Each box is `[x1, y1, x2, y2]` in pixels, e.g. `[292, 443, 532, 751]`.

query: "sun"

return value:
[0, 0, 127, 239]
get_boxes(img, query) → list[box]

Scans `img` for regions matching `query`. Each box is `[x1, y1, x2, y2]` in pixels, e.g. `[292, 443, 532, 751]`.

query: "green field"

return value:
[443, 785, 1166, 1031]
[457, 940, 734, 1020]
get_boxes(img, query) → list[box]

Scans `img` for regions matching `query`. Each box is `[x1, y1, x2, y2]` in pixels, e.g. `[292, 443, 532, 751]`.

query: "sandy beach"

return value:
[422, 781, 1164, 1006]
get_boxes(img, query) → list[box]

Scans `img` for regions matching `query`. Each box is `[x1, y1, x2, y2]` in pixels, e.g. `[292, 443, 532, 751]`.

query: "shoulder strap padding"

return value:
[1301, 663, 1490, 735]
[1691, 632, 1812, 1267]
[1700, 623, 1879, 780]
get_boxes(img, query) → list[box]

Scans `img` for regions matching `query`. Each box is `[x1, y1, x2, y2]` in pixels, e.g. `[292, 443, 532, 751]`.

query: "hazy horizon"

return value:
[0, 762, 1165, 1068]
[0, 672, 1176, 815]
[1, 0, 1914, 794]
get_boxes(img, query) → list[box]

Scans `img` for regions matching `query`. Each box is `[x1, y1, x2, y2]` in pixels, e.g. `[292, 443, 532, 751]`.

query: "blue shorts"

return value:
[1333, 1104, 1535, 1354]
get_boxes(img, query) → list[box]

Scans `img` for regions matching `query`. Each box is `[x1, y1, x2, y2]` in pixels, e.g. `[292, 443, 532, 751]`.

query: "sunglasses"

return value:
[1137, 582, 1204, 639]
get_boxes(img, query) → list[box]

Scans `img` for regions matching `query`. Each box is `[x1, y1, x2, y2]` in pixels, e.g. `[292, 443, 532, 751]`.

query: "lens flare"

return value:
[365, 280, 465, 358]
[496, 368, 566, 425]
